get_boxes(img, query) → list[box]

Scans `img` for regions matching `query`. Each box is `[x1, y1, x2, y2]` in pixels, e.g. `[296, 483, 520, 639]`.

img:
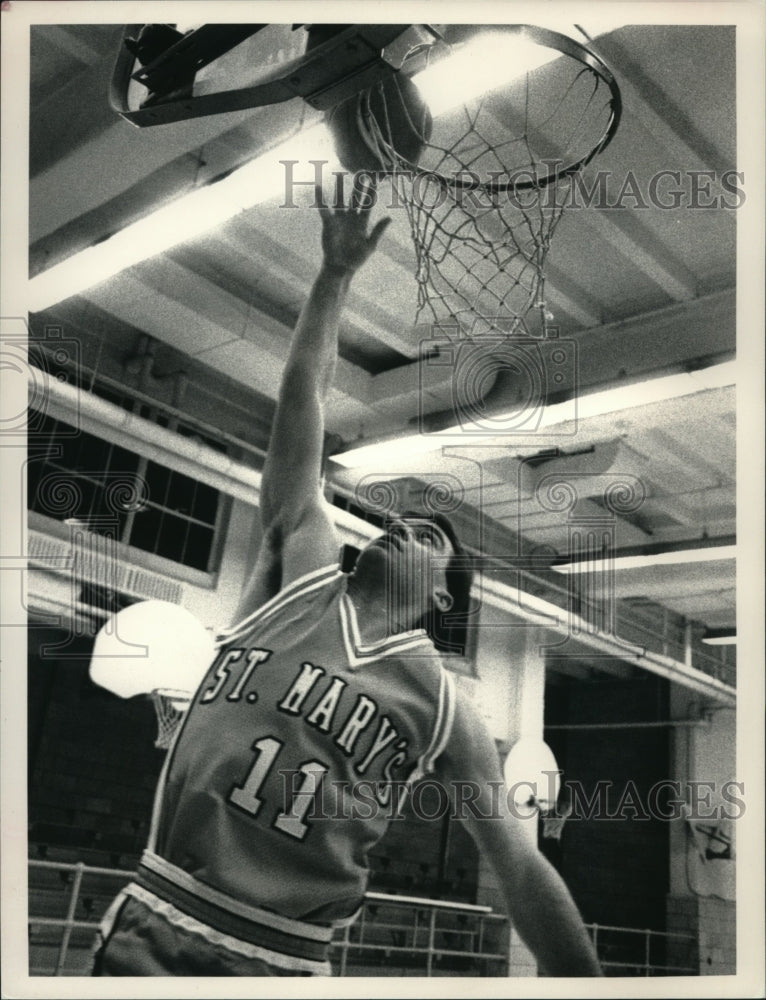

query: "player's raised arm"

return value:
[436, 696, 603, 978]
[234, 184, 391, 618]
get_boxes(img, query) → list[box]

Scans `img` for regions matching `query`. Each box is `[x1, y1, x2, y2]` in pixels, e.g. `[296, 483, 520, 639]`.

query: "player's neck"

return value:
[346, 576, 417, 644]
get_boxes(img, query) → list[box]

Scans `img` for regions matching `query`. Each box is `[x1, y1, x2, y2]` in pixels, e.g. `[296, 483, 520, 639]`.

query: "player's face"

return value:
[359, 517, 455, 620]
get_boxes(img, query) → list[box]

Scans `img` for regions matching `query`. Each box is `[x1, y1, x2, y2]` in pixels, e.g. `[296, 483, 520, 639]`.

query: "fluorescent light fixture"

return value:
[701, 631, 737, 646]
[579, 361, 738, 411]
[332, 361, 737, 469]
[553, 545, 737, 574]
[28, 122, 332, 312]
[412, 22, 626, 118]
[413, 32, 560, 117]
[332, 433, 443, 469]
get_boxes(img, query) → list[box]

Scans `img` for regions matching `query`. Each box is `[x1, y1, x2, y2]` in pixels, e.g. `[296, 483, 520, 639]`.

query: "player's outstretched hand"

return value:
[316, 180, 392, 276]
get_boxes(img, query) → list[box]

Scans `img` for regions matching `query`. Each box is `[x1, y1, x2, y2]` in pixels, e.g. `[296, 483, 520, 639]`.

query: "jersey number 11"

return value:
[229, 736, 328, 841]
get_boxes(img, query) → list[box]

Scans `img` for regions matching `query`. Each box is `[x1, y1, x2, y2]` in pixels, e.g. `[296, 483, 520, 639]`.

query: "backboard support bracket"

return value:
[111, 23, 443, 127]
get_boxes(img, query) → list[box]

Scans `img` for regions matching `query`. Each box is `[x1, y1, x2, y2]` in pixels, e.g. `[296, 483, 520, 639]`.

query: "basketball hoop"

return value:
[89, 599, 216, 700]
[339, 24, 621, 335]
[503, 737, 562, 814]
[150, 688, 192, 750]
[541, 801, 573, 841]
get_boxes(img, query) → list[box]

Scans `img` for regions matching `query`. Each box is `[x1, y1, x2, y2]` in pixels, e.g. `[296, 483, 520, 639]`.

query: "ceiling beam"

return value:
[81, 263, 377, 431]
[30, 96, 318, 247]
[541, 262, 604, 328]
[479, 575, 735, 706]
[595, 32, 734, 177]
[30, 41, 124, 178]
[478, 94, 700, 304]
[221, 219, 422, 360]
[42, 25, 105, 65]
[368, 288, 734, 427]
[543, 288, 734, 396]
[581, 209, 698, 300]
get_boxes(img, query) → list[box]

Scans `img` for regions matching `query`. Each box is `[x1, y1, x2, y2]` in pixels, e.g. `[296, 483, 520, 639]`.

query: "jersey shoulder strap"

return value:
[217, 564, 342, 645]
[410, 667, 457, 782]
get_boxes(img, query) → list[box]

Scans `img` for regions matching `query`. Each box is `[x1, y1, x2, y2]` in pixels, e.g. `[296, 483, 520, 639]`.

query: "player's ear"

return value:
[433, 587, 453, 613]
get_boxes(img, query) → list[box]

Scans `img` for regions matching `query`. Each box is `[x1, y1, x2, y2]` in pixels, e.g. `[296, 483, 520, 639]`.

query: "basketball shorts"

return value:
[91, 888, 327, 976]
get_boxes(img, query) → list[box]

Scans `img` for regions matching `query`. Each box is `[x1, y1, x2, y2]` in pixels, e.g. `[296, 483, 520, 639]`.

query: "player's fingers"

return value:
[368, 216, 392, 249]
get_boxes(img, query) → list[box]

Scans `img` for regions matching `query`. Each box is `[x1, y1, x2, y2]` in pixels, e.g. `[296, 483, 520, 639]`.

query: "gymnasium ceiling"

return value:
[26, 21, 741, 655]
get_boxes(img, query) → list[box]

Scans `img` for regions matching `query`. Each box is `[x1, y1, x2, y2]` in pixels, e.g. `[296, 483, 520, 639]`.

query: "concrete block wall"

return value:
[666, 894, 736, 975]
[665, 895, 700, 973]
[697, 896, 736, 975]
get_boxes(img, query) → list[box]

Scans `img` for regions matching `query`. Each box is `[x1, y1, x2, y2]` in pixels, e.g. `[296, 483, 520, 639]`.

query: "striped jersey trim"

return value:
[111, 883, 331, 975]
[134, 853, 334, 967]
[410, 670, 457, 783]
[146, 737, 176, 851]
[140, 851, 334, 942]
[219, 564, 342, 644]
[339, 592, 432, 667]
[424, 670, 457, 772]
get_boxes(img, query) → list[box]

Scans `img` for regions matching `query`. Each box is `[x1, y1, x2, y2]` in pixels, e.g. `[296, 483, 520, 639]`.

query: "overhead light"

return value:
[701, 629, 737, 646]
[28, 122, 333, 312]
[331, 361, 737, 469]
[411, 22, 626, 118]
[553, 544, 737, 574]
[332, 433, 441, 469]
[412, 32, 560, 117]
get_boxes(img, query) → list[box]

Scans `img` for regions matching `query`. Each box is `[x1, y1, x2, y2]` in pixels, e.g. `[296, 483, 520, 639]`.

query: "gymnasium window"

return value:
[27, 407, 227, 578]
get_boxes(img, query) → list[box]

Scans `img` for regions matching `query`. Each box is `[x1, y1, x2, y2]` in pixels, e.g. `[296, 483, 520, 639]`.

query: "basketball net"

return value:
[541, 799, 573, 841]
[150, 688, 192, 749]
[396, 168, 571, 337]
[355, 27, 620, 336]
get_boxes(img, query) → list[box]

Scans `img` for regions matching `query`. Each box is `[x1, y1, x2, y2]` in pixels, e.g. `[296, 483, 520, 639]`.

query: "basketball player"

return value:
[92, 184, 602, 977]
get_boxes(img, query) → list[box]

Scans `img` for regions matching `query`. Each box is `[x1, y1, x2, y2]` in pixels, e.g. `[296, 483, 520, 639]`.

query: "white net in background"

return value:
[356, 27, 620, 336]
[151, 688, 192, 749]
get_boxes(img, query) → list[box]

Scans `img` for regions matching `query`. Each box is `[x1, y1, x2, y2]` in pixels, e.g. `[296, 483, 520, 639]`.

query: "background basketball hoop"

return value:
[541, 800, 573, 842]
[89, 599, 216, 749]
[503, 736, 562, 814]
[150, 688, 193, 749]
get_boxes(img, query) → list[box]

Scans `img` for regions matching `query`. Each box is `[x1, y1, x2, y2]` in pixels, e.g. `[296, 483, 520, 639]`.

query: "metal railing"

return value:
[28, 859, 509, 977]
[29, 859, 134, 976]
[585, 922, 698, 976]
[330, 891, 509, 976]
[28, 858, 698, 977]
